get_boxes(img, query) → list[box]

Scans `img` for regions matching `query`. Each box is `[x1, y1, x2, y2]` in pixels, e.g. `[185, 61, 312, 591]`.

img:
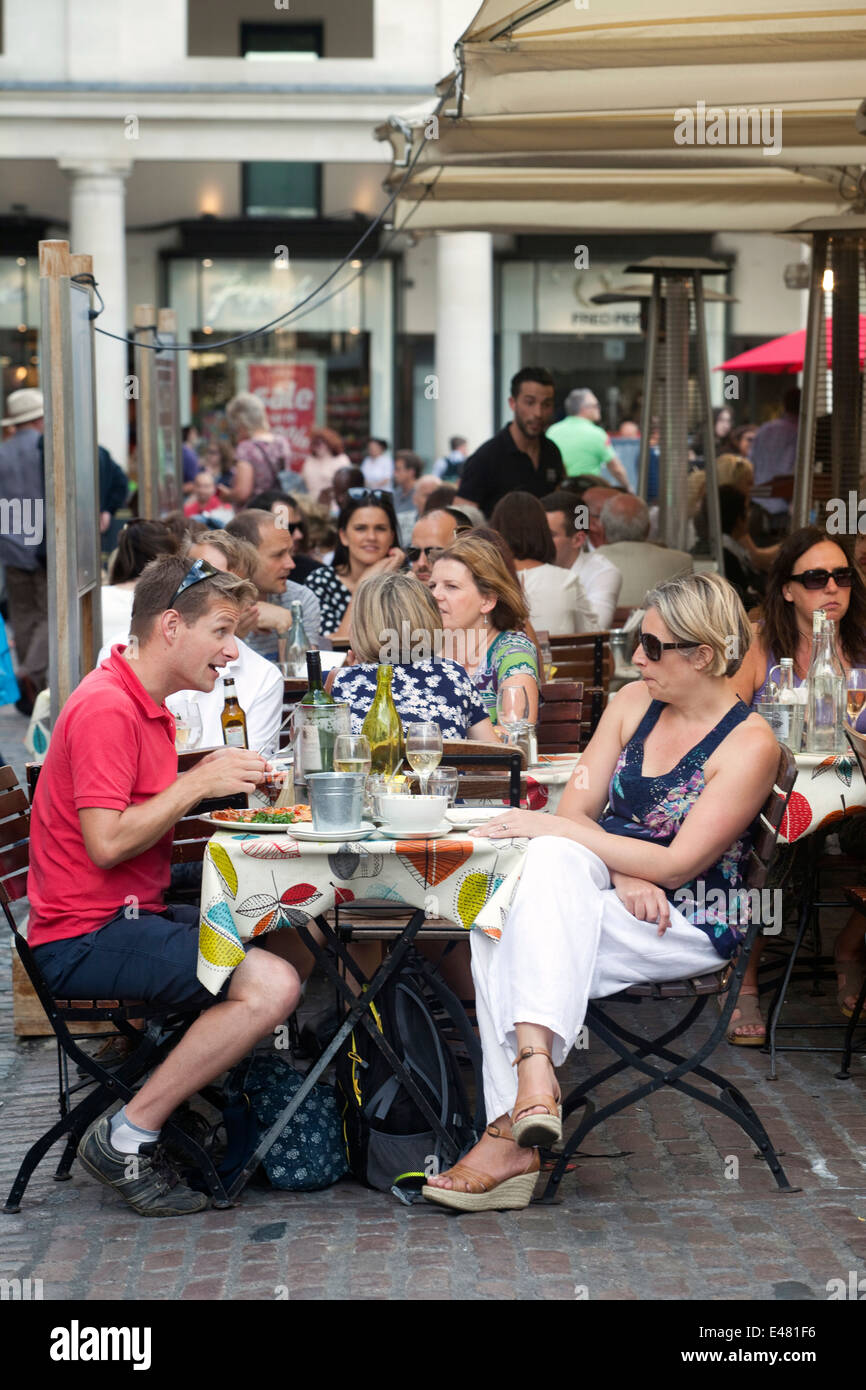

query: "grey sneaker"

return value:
[77, 1116, 209, 1217]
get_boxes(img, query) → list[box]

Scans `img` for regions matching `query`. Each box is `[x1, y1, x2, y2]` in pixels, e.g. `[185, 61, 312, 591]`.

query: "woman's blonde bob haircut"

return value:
[436, 534, 529, 632]
[644, 571, 751, 678]
[350, 571, 444, 663]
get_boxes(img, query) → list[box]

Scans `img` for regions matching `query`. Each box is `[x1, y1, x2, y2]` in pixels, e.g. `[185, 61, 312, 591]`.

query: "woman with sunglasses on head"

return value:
[430, 535, 540, 728]
[303, 489, 405, 639]
[425, 572, 780, 1212]
[730, 526, 866, 1035]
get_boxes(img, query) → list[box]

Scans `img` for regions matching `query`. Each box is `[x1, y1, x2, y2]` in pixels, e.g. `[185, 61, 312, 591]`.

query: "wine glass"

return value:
[172, 698, 203, 752]
[333, 734, 372, 776]
[497, 683, 530, 744]
[405, 722, 443, 796]
[846, 669, 866, 732]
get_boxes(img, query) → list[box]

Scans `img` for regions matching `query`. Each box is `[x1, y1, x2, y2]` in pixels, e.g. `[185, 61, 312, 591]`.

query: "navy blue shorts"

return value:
[32, 906, 224, 1011]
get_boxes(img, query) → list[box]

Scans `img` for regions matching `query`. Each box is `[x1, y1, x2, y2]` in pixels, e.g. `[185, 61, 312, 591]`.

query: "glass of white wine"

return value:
[846, 669, 866, 732]
[171, 698, 203, 752]
[333, 734, 372, 776]
[405, 721, 443, 796]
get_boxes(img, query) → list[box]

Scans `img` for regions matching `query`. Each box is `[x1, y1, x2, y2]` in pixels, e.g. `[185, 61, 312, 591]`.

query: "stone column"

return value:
[60, 159, 132, 470]
[434, 232, 494, 458]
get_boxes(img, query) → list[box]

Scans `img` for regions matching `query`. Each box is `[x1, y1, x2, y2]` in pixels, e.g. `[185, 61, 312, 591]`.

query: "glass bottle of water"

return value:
[775, 657, 804, 752]
[805, 610, 846, 753]
[285, 600, 309, 678]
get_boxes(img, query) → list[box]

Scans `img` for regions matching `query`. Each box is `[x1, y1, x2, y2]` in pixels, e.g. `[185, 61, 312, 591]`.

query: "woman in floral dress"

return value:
[425, 572, 779, 1212]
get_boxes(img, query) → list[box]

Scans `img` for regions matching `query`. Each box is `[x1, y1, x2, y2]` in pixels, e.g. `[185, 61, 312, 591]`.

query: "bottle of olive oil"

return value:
[220, 677, 248, 748]
[361, 665, 404, 776]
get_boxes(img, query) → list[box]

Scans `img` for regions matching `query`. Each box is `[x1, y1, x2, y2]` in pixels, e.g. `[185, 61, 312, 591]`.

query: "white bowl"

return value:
[378, 794, 448, 833]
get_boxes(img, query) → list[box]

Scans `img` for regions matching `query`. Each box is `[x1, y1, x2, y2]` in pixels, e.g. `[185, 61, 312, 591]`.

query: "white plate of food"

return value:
[204, 806, 313, 833]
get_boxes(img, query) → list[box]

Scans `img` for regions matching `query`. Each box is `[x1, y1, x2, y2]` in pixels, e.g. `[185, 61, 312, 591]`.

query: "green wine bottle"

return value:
[361, 665, 404, 776]
[298, 650, 336, 779]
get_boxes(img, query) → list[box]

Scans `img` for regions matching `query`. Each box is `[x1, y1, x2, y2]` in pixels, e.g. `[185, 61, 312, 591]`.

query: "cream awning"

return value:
[378, 0, 866, 233]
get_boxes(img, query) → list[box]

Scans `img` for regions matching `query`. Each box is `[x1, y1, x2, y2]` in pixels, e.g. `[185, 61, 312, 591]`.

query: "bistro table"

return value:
[196, 826, 531, 1198]
[197, 829, 530, 997]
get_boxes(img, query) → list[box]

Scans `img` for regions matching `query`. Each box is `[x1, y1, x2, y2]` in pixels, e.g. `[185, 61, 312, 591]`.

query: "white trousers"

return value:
[470, 837, 723, 1123]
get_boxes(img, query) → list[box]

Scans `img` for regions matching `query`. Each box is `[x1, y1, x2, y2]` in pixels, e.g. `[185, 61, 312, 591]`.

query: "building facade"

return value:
[0, 0, 808, 475]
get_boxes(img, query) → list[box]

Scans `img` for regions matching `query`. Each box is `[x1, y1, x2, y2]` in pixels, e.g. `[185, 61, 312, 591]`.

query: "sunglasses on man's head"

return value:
[788, 567, 853, 591]
[168, 557, 221, 608]
[637, 630, 701, 662]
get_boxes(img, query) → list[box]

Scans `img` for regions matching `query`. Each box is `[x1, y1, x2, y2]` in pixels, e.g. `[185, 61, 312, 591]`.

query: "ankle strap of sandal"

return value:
[512, 1046, 553, 1068]
[486, 1123, 514, 1142]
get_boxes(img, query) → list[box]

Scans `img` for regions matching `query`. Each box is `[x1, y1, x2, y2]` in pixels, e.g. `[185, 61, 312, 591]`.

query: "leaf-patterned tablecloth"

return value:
[197, 832, 529, 996]
[778, 751, 866, 845]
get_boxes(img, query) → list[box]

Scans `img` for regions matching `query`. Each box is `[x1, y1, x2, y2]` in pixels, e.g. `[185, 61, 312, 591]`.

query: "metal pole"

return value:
[661, 276, 690, 552]
[637, 277, 661, 500]
[133, 303, 157, 518]
[793, 234, 827, 529]
[41, 240, 73, 728]
[693, 274, 725, 576]
[155, 308, 182, 517]
[70, 251, 103, 675]
[830, 236, 861, 506]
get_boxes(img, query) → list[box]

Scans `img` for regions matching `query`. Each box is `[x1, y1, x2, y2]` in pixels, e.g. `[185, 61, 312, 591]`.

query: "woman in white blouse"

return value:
[491, 492, 596, 636]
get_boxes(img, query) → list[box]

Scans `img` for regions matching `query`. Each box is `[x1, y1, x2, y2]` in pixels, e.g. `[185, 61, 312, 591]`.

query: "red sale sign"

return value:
[239, 359, 323, 468]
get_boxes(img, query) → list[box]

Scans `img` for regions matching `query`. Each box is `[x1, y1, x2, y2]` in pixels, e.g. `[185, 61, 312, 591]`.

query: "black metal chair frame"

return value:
[3, 901, 233, 1214]
[4, 764, 243, 1213]
[540, 744, 800, 1203]
[764, 729, 866, 1080]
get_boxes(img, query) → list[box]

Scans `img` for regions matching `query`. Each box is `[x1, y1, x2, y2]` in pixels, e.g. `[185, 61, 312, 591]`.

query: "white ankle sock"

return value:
[109, 1107, 161, 1155]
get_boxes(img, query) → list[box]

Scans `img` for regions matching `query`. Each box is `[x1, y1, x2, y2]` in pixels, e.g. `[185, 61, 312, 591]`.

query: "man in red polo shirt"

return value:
[29, 553, 301, 1217]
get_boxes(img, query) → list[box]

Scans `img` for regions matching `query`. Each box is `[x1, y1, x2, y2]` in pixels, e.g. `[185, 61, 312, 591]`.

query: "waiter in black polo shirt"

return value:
[455, 366, 564, 517]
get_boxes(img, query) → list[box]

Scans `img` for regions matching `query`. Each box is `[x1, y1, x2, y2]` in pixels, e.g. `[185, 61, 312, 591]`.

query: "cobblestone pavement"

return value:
[1, 700, 865, 1304]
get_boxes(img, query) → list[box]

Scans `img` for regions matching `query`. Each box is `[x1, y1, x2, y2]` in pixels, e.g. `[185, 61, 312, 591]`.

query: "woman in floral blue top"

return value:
[331, 572, 500, 743]
[425, 572, 780, 1213]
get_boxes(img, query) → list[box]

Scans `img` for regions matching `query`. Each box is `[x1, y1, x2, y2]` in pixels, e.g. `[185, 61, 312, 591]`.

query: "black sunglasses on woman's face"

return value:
[637, 630, 700, 662]
[788, 567, 853, 591]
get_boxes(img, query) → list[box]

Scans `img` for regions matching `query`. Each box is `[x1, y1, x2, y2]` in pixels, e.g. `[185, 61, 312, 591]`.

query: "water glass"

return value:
[497, 683, 530, 742]
[429, 767, 459, 805]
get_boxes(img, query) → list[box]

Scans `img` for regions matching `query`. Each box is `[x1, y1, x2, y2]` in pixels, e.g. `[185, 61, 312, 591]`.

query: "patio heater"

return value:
[593, 257, 729, 574]
[592, 273, 736, 574]
[787, 215, 866, 529]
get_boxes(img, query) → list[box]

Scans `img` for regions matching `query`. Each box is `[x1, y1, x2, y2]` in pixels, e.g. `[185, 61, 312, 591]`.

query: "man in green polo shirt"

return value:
[547, 388, 631, 489]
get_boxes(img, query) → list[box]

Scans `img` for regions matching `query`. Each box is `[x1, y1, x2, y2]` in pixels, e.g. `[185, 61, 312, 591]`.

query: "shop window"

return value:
[242, 163, 322, 219]
[240, 22, 323, 62]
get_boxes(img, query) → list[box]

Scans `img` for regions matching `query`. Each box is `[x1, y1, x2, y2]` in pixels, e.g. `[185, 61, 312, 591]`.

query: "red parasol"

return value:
[716, 316, 866, 374]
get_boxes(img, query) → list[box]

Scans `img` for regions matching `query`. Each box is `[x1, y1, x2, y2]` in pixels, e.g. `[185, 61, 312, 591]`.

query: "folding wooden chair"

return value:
[540, 744, 799, 1202]
[4, 765, 231, 1213]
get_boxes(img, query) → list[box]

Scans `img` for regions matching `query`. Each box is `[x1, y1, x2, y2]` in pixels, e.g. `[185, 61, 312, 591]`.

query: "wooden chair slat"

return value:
[0, 805, 30, 843]
[0, 764, 21, 792]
